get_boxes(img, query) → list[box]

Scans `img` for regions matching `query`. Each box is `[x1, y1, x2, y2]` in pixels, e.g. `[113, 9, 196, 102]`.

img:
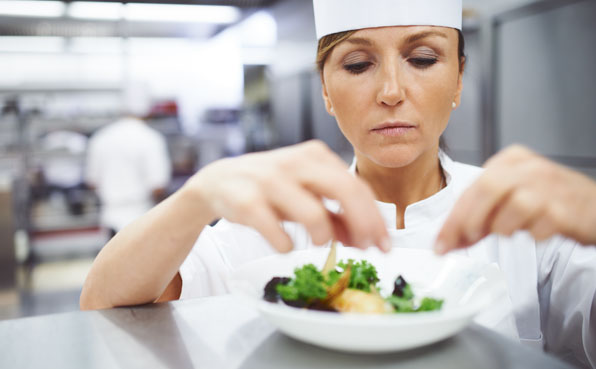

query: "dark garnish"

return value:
[263, 277, 291, 302]
[392, 275, 412, 298]
[309, 300, 338, 312]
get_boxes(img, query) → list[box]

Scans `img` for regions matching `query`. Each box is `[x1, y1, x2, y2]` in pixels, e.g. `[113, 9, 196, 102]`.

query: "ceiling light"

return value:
[0, 1, 65, 18]
[125, 3, 241, 24]
[68, 2, 123, 21]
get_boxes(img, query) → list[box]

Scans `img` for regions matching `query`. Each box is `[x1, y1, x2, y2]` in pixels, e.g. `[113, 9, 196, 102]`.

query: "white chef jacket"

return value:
[179, 151, 596, 369]
[86, 117, 171, 231]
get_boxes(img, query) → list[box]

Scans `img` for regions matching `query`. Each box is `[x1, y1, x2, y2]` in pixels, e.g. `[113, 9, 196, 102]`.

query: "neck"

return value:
[355, 148, 444, 229]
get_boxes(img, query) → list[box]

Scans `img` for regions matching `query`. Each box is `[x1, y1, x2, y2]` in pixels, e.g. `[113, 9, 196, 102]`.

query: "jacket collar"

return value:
[348, 150, 456, 230]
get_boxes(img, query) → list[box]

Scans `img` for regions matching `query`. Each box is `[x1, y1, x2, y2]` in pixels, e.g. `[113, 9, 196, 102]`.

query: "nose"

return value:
[376, 62, 404, 107]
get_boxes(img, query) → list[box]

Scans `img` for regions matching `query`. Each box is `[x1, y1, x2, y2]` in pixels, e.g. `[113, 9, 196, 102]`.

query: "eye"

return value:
[343, 61, 372, 75]
[408, 57, 438, 69]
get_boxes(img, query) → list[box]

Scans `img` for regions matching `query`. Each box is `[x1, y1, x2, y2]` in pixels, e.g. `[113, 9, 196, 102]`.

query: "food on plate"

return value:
[263, 259, 444, 314]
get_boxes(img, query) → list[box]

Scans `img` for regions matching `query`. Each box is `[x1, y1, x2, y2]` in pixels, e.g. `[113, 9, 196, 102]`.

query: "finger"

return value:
[329, 212, 352, 246]
[242, 204, 293, 253]
[527, 213, 557, 242]
[266, 179, 335, 246]
[482, 145, 533, 170]
[490, 189, 543, 237]
[435, 219, 490, 255]
[289, 141, 389, 251]
[300, 166, 389, 250]
[526, 204, 565, 242]
[461, 173, 519, 243]
[435, 212, 464, 254]
[435, 172, 516, 254]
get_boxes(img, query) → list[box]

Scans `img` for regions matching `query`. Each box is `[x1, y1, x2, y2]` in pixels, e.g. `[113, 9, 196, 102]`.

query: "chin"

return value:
[363, 145, 421, 169]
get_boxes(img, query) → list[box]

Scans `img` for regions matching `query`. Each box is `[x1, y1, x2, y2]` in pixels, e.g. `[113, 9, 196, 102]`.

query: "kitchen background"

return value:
[0, 0, 594, 320]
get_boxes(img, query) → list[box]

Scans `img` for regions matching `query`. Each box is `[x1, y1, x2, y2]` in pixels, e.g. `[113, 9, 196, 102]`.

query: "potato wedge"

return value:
[329, 288, 392, 314]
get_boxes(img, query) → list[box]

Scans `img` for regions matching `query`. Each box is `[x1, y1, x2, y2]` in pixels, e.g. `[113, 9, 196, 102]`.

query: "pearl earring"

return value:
[330, 107, 334, 113]
[452, 102, 457, 109]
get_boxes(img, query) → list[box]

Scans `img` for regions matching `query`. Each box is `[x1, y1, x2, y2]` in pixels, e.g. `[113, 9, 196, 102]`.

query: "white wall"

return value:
[443, 29, 484, 166]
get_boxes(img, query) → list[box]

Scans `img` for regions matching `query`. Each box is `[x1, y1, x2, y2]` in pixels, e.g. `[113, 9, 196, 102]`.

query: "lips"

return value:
[371, 122, 416, 137]
[372, 121, 416, 131]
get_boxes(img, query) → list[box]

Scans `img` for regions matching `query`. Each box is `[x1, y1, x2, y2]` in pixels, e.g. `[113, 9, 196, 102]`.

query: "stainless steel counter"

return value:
[0, 295, 575, 369]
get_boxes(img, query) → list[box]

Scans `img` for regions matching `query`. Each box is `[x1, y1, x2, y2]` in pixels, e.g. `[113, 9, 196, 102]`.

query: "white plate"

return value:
[228, 247, 507, 353]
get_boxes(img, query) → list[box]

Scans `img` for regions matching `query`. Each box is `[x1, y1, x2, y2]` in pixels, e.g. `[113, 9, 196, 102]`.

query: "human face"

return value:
[322, 26, 464, 168]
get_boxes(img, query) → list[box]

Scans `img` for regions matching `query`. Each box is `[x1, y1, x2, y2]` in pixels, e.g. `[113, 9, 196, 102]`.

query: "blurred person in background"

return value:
[41, 130, 88, 215]
[85, 83, 171, 238]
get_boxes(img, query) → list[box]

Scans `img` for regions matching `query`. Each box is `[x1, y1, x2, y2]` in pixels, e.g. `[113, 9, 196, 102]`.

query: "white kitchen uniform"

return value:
[179, 152, 596, 369]
[86, 117, 171, 231]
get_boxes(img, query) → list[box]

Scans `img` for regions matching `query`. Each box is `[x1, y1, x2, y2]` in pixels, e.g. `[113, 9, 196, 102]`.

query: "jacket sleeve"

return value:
[179, 219, 312, 300]
[179, 219, 281, 299]
[537, 236, 596, 369]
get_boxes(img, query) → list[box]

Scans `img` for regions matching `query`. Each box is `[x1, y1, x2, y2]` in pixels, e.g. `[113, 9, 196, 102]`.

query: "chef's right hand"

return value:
[183, 140, 390, 253]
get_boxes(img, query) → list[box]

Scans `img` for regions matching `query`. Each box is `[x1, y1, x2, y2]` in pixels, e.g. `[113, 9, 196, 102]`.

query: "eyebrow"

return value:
[345, 37, 373, 46]
[346, 30, 448, 48]
[404, 30, 448, 44]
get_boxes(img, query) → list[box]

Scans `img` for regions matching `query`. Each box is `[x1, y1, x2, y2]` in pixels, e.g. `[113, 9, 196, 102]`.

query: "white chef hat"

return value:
[313, 0, 462, 40]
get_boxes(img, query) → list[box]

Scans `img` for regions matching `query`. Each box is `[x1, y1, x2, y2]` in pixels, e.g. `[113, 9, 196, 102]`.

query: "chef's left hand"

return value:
[435, 145, 596, 254]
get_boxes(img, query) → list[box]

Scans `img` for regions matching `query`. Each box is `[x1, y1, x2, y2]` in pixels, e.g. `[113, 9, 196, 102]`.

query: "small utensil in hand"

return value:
[321, 241, 337, 276]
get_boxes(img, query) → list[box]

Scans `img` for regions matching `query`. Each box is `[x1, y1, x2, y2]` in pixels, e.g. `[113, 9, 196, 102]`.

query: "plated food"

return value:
[263, 258, 444, 314]
[228, 247, 507, 352]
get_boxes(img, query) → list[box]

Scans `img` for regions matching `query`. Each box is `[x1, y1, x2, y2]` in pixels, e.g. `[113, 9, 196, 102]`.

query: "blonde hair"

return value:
[316, 30, 356, 73]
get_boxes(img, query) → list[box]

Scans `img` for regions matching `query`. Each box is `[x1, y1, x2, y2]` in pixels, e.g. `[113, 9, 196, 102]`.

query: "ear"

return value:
[321, 75, 335, 117]
[453, 57, 466, 106]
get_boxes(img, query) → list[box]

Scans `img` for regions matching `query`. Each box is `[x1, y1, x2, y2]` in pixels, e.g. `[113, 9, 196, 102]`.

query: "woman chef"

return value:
[80, 0, 596, 367]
